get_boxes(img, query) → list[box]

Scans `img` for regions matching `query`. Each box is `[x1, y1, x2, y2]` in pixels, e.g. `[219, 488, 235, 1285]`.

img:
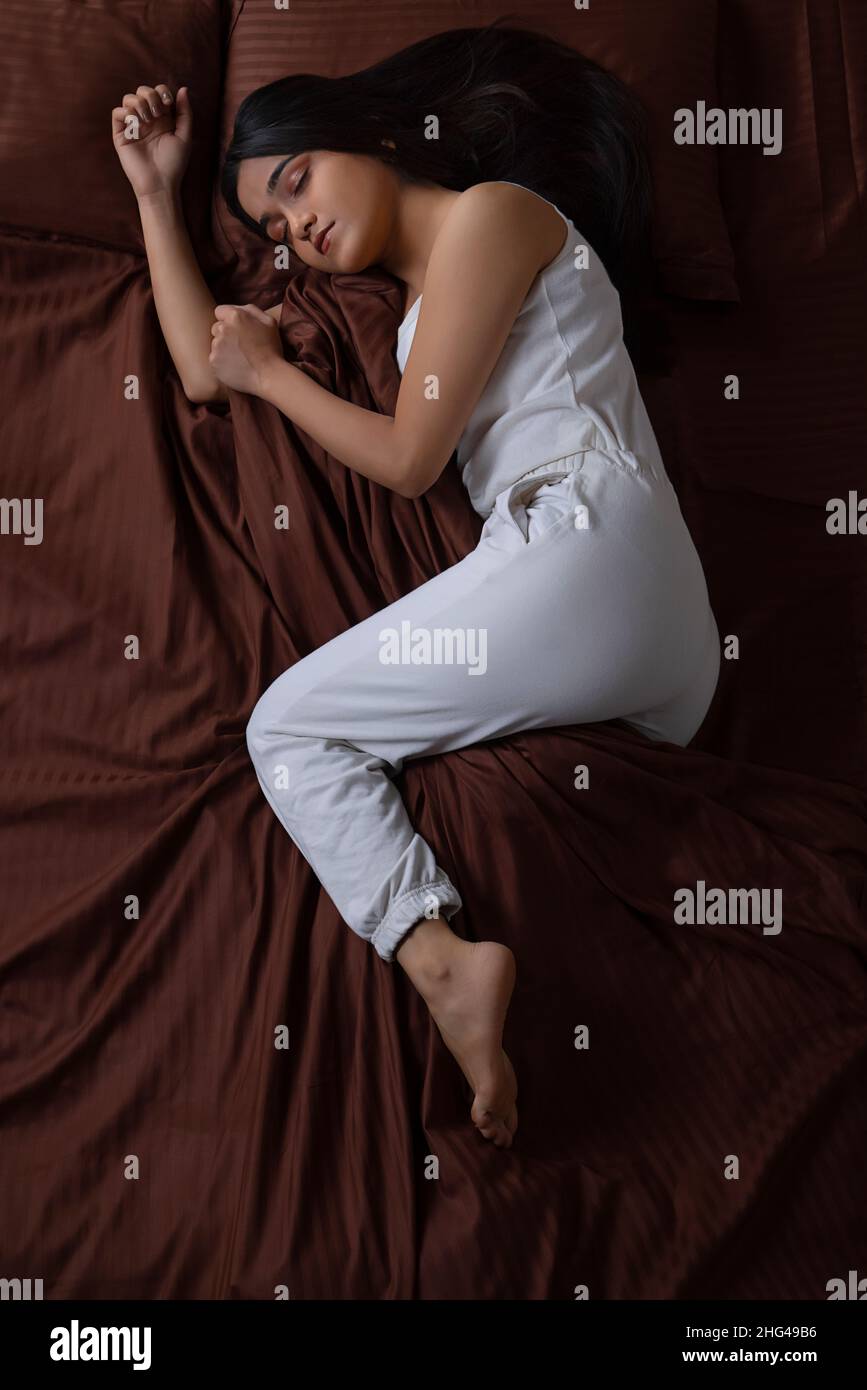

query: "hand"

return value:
[209, 305, 284, 395]
[111, 84, 193, 201]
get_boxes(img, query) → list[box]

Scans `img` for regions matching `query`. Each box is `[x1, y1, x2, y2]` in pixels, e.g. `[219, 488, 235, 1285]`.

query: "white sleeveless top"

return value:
[395, 180, 666, 518]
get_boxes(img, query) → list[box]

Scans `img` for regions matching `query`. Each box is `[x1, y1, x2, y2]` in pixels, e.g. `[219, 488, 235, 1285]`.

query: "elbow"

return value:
[184, 375, 229, 406]
[396, 457, 436, 500]
[397, 475, 424, 500]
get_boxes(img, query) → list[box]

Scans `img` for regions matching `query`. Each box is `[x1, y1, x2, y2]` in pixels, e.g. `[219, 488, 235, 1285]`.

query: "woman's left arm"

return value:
[257, 355, 406, 492]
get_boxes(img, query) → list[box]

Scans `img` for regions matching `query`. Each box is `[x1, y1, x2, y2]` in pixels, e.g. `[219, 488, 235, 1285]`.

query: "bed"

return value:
[1, 0, 865, 1298]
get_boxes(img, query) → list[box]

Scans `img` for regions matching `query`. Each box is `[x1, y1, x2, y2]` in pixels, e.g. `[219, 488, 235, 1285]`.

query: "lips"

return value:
[314, 222, 334, 254]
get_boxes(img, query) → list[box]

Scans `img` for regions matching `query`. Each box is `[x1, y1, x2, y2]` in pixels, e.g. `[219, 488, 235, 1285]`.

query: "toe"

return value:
[474, 1108, 512, 1146]
[493, 1120, 512, 1148]
[477, 1112, 511, 1145]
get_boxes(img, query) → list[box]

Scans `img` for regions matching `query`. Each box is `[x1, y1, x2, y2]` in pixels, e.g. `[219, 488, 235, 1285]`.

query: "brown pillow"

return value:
[214, 0, 739, 305]
[0, 0, 241, 262]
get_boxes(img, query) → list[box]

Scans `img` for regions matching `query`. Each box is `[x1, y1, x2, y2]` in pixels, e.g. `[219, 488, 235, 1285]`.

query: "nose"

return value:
[288, 208, 316, 248]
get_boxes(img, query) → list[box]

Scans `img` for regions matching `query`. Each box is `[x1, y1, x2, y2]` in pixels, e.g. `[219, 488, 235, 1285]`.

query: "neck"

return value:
[381, 182, 461, 311]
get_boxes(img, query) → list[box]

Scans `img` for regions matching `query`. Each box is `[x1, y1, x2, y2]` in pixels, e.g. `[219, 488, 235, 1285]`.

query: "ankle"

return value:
[394, 915, 461, 987]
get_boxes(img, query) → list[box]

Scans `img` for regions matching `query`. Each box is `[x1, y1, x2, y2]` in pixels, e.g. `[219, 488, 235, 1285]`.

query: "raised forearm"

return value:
[257, 357, 410, 495]
[137, 188, 222, 401]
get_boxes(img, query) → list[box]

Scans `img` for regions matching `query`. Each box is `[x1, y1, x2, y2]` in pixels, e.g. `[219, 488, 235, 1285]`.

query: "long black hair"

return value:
[221, 17, 654, 303]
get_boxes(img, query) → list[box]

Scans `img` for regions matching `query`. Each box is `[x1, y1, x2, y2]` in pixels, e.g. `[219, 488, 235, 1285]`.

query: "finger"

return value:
[112, 106, 135, 136]
[173, 86, 193, 142]
[122, 94, 150, 124]
[136, 85, 164, 119]
[114, 104, 144, 141]
[153, 84, 174, 108]
[213, 305, 239, 322]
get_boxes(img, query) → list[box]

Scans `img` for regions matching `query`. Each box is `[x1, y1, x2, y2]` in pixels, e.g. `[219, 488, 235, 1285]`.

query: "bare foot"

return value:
[395, 920, 518, 1148]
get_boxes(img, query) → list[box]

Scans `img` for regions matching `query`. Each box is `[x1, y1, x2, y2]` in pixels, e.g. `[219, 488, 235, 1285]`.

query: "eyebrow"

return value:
[257, 155, 297, 236]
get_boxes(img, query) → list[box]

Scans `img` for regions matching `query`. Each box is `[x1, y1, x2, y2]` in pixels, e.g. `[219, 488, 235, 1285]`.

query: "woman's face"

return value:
[236, 149, 398, 270]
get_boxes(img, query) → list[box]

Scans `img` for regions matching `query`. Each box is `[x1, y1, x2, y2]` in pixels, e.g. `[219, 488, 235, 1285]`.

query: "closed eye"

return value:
[273, 167, 309, 243]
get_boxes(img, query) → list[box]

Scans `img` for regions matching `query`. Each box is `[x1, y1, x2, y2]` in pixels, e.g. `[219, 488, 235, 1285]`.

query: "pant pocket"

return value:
[499, 462, 587, 544]
[524, 474, 586, 543]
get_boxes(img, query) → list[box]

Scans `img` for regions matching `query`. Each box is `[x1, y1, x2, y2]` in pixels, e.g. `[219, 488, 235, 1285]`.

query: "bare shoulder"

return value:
[439, 181, 567, 274]
[393, 182, 570, 494]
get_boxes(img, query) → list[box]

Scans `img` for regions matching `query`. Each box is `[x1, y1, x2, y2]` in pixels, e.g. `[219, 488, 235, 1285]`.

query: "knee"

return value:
[246, 679, 297, 766]
[245, 699, 269, 767]
[245, 680, 316, 768]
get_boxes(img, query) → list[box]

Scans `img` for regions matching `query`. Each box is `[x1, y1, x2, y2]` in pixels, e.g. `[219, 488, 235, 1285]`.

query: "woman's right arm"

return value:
[137, 187, 227, 403]
[111, 83, 227, 404]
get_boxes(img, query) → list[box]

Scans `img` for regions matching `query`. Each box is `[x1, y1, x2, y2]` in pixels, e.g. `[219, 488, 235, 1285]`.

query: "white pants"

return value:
[246, 448, 721, 962]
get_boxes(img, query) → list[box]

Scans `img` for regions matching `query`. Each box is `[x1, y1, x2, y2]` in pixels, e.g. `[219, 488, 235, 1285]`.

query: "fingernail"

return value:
[162, 91, 172, 103]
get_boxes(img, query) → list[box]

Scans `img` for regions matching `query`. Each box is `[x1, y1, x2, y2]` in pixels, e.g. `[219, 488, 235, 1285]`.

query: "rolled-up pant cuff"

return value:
[371, 878, 463, 963]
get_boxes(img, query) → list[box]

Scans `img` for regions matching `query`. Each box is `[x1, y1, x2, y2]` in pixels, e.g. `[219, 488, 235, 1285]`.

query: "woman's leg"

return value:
[246, 449, 719, 1142]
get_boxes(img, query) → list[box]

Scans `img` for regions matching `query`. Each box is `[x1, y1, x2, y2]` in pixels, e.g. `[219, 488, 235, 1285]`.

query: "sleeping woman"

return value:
[111, 24, 721, 1150]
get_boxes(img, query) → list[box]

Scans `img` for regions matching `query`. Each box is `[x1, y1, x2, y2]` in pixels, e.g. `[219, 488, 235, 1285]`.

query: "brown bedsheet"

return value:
[0, 0, 865, 1298]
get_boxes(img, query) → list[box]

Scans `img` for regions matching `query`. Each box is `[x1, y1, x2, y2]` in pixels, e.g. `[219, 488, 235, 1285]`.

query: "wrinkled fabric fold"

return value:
[1, 0, 867, 1299]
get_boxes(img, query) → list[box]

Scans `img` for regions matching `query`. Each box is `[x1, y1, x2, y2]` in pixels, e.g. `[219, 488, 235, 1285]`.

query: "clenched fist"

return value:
[111, 83, 193, 201]
[209, 304, 284, 395]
